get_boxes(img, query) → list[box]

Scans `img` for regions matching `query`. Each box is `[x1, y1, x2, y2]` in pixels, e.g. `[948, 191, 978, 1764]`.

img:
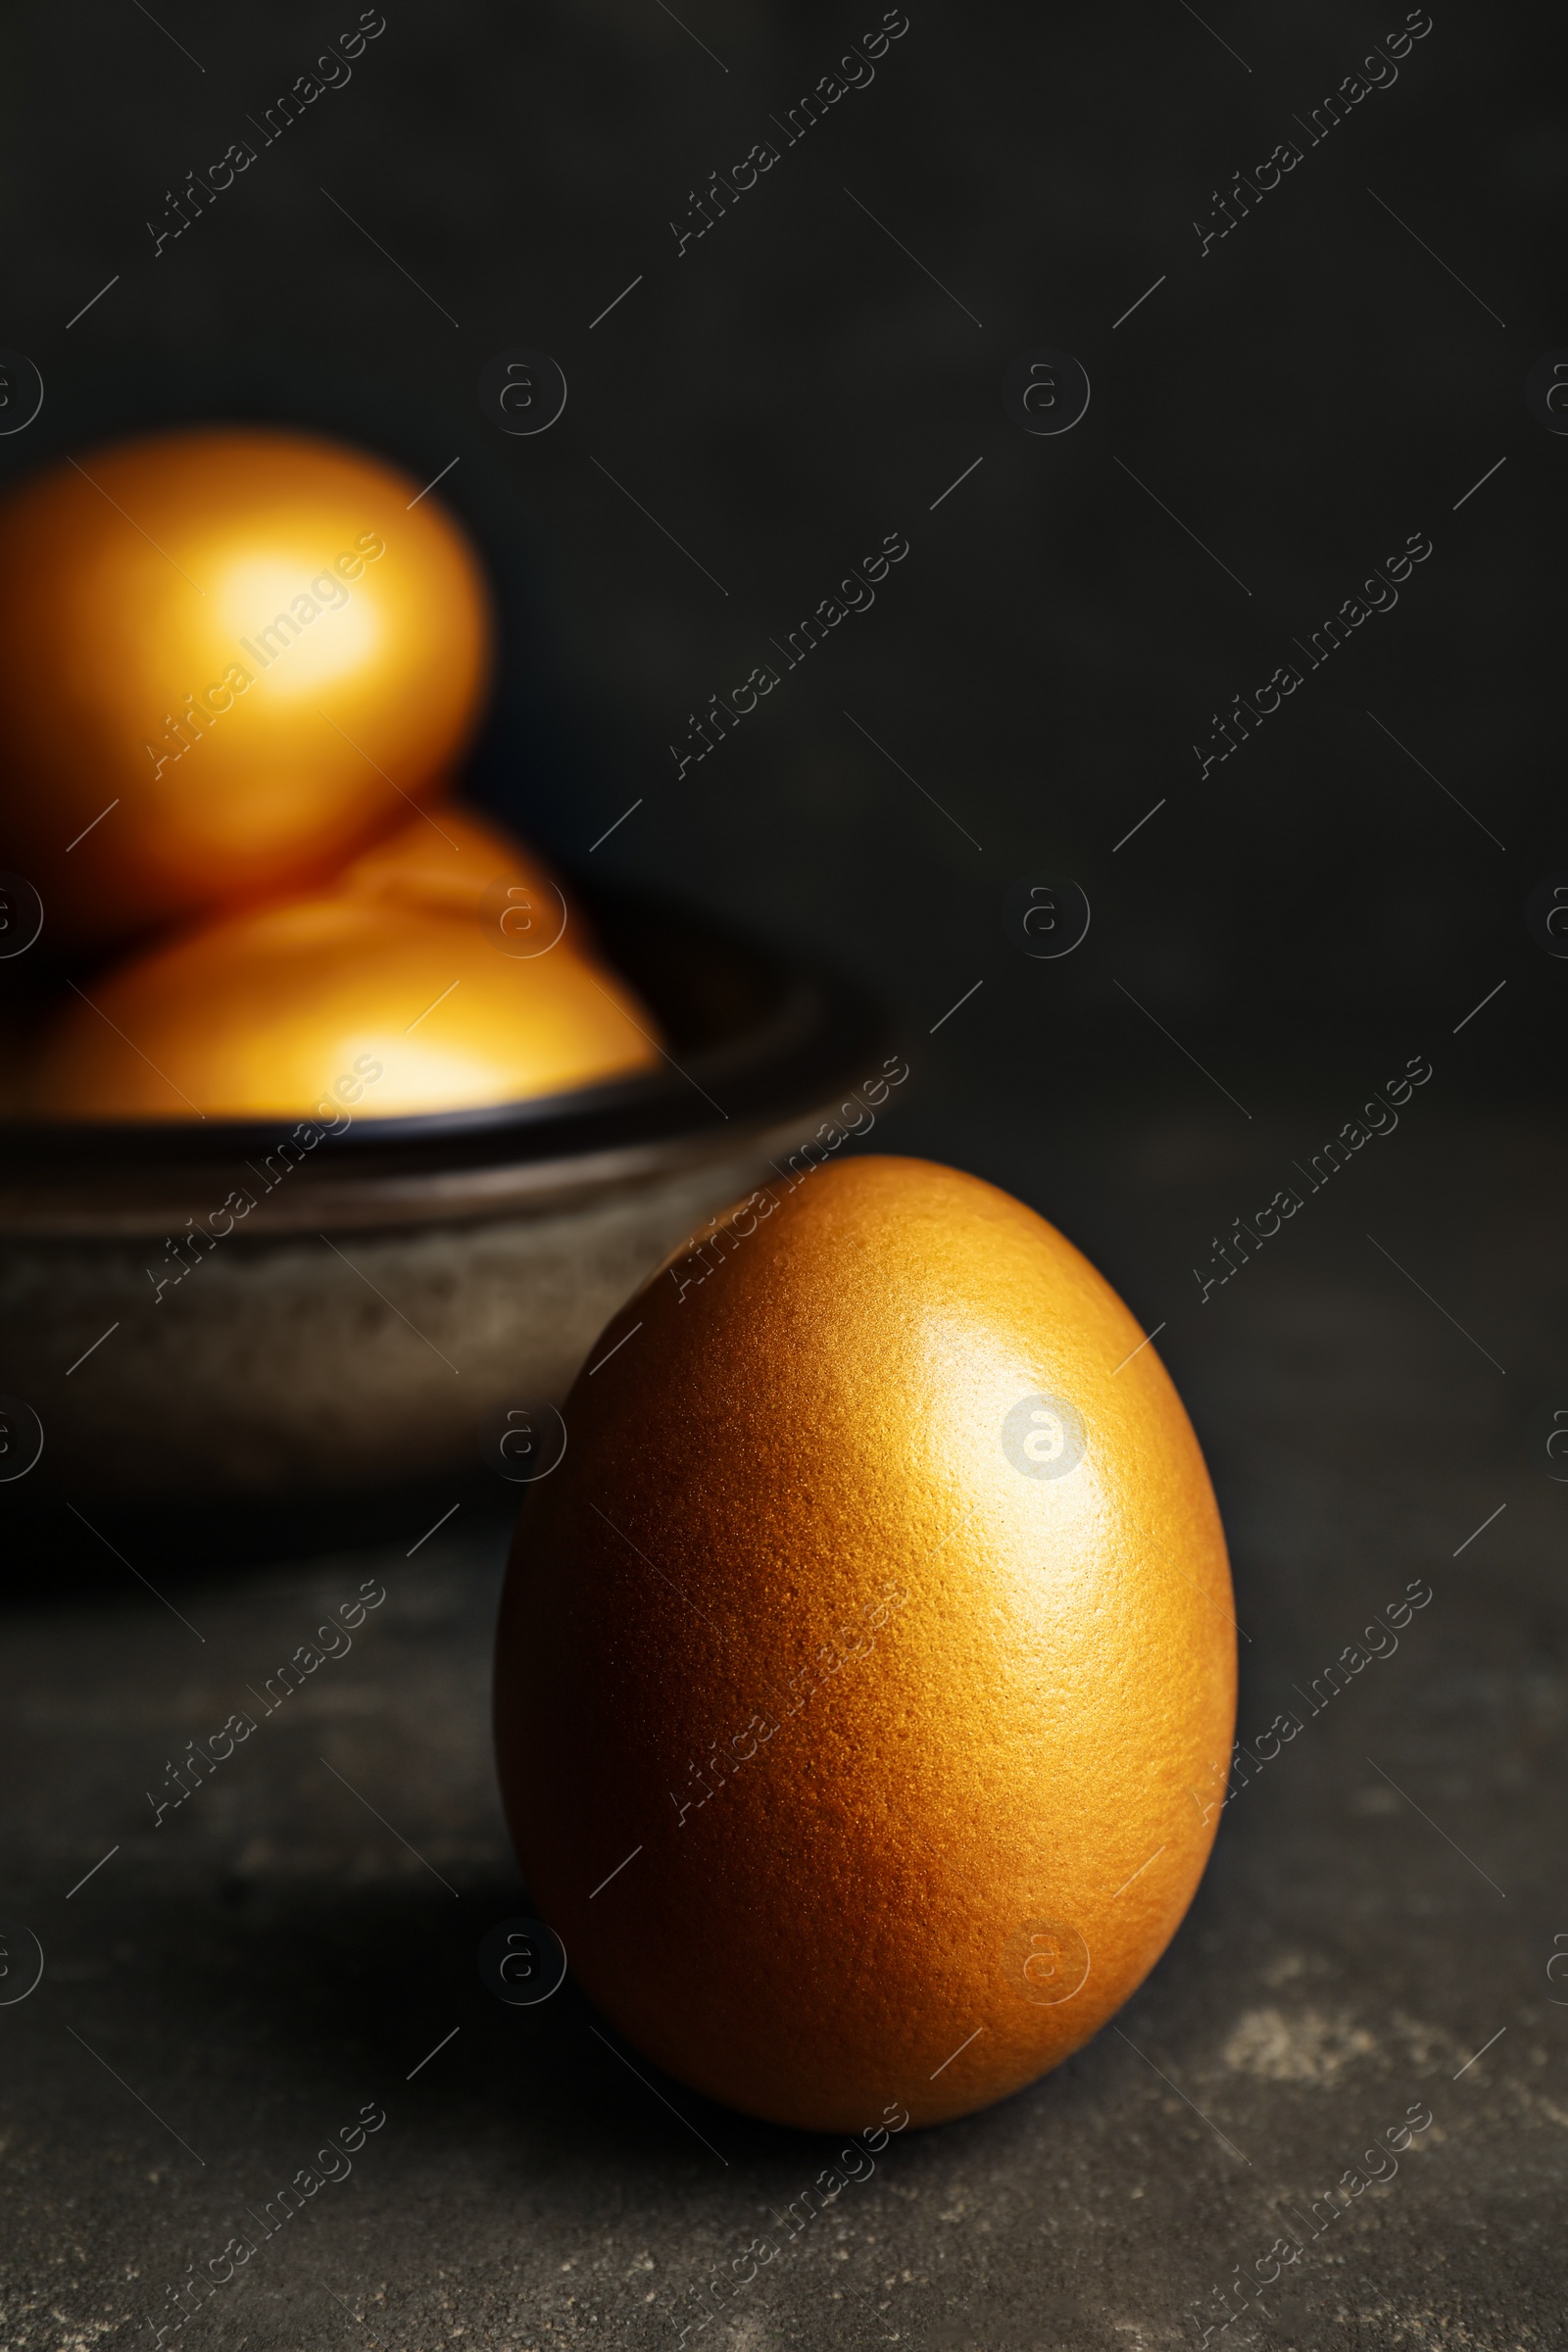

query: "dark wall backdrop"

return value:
[7, 17, 1568, 2347]
[3, 0, 1562, 1093]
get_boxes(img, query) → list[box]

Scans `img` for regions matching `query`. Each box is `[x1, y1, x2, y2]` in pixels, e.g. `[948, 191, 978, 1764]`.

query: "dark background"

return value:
[6, 0, 1564, 1083]
[3, 5, 1567, 2349]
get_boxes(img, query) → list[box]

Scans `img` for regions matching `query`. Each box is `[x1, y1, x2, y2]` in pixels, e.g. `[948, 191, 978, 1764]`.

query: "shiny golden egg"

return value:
[0, 427, 492, 945]
[338, 805, 595, 955]
[494, 1154, 1236, 2130]
[24, 893, 662, 1120]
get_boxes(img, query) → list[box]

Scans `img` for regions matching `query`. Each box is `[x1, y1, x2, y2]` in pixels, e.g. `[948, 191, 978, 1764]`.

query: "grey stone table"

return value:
[3, 1076, 1564, 2352]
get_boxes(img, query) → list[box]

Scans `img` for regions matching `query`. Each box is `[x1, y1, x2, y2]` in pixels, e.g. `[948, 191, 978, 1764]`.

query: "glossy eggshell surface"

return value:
[338, 805, 594, 956]
[0, 428, 491, 943]
[24, 895, 661, 1119]
[494, 1154, 1236, 2131]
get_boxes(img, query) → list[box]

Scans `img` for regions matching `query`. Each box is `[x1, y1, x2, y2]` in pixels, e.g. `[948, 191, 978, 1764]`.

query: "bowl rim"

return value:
[0, 890, 891, 1185]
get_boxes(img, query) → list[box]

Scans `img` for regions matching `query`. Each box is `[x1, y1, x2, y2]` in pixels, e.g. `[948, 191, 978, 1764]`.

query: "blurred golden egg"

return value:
[494, 1155, 1236, 2131]
[338, 805, 595, 955]
[24, 894, 662, 1120]
[0, 428, 492, 945]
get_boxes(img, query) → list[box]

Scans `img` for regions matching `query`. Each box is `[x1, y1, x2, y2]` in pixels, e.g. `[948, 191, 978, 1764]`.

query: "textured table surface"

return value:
[3, 1077, 1563, 2352]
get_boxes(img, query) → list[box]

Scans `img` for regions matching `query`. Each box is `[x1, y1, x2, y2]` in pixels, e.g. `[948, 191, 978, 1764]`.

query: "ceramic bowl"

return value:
[0, 896, 888, 1501]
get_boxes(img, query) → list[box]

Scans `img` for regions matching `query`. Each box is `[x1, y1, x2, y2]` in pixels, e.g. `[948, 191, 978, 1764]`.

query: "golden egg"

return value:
[494, 1155, 1236, 2130]
[24, 894, 662, 1120]
[338, 805, 595, 955]
[0, 428, 492, 945]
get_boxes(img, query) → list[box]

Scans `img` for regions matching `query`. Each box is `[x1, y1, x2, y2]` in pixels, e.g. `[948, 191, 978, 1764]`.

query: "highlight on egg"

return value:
[494, 1153, 1237, 2132]
[23, 889, 662, 1121]
[0, 426, 492, 945]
